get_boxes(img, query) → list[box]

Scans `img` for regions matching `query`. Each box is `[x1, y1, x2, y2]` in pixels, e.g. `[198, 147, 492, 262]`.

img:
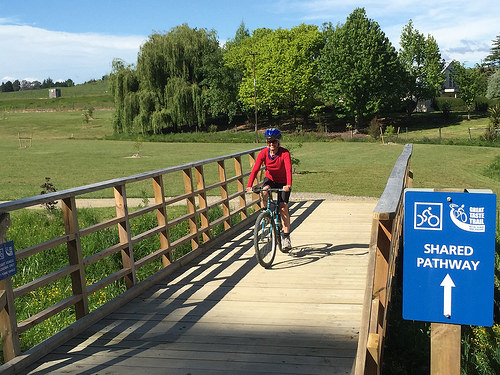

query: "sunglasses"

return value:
[266, 140, 278, 144]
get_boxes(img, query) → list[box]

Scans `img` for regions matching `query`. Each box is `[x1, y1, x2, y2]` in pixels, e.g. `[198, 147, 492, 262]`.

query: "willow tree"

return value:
[110, 24, 231, 134]
[319, 8, 403, 128]
[109, 59, 139, 133]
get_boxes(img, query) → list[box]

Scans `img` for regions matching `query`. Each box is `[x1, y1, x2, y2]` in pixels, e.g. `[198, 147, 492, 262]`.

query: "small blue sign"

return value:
[403, 190, 496, 326]
[0, 241, 17, 280]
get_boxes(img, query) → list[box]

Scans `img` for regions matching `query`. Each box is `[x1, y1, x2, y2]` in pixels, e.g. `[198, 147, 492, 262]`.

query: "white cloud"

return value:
[0, 24, 145, 83]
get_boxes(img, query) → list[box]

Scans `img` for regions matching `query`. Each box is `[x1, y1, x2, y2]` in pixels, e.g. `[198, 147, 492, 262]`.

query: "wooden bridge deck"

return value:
[20, 199, 377, 375]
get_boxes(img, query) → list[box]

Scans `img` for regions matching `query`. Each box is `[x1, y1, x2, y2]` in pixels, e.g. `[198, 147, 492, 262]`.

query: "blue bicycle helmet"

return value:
[264, 128, 282, 141]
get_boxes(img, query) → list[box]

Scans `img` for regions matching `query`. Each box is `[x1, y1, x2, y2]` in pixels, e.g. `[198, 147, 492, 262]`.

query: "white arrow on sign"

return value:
[440, 274, 455, 318]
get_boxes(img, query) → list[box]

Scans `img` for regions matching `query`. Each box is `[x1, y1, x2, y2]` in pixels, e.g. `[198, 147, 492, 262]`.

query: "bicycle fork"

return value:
[275, 212, 282, 251]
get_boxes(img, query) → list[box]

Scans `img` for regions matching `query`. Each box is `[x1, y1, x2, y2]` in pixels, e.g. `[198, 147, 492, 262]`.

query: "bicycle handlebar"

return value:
[248, 187, 286, 193]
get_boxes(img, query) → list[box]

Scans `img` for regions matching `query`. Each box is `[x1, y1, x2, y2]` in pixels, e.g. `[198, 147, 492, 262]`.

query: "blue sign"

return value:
[403, 190, 496, 326]
[0, 241, 17, 280]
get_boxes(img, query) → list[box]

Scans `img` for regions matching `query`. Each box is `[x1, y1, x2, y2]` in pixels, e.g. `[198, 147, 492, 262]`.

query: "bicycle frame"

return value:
[253, 187, 284, 248]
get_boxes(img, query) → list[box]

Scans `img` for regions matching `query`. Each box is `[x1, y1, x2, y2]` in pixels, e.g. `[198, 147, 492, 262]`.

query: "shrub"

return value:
[40, 177, 57, 211]
[441, 101, 452, 119]
[384, 125, 395, 136]
[489, 104, 500, 128]
[367, 117, 382, 139]
[434, 97, 466, 112]
[475, 96, 490, 112]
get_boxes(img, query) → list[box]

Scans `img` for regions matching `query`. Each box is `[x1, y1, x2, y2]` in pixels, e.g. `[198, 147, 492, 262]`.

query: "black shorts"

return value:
[262, 177, 291, 204]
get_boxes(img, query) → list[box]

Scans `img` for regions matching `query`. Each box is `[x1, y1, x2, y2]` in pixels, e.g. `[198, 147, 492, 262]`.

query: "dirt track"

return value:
[1, 193, 378, 210]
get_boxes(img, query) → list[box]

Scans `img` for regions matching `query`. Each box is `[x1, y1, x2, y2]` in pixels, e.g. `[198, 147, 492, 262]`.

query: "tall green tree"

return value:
[109, 58, 139, 133]
[452, 62, 486, 119]
[12, 80, 20, 91]
[485, 34, 500, 68]
[1, 81, 14, 92]
[486, 69, 500, 99]
[225, 24, 324, 122]
[41, 77, 55, 89]
[136, 25, 220, 133]
[110, 24, 235, 134]
[399, 20, 445, 114]
[319, 8, 403, 128]
[225, 21, 250, 49]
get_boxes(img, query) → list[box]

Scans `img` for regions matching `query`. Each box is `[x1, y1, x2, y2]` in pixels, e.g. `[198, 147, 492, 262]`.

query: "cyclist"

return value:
[246, 128, 293, 251]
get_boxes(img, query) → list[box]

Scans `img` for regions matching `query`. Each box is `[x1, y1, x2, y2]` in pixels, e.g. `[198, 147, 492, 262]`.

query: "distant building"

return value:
[441, 61, 459, 97]
[49, 88, 61, 98]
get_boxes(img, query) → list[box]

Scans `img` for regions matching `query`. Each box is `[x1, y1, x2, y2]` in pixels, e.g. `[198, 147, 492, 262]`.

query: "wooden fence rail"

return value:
[0, 147, 264, 369]
[354, 143, 413, 375]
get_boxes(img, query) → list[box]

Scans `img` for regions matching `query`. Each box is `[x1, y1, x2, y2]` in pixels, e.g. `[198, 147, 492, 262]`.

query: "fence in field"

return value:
[0, 144, 413, 375]
[0, 146, 265, 367]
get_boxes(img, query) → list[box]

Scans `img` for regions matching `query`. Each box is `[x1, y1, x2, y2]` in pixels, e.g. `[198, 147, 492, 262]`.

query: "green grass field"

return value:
[0, 84, 498, 202]
[0, 106, 498, 201]
[0, 137, 498, 202]
[0, 80, 113, 111]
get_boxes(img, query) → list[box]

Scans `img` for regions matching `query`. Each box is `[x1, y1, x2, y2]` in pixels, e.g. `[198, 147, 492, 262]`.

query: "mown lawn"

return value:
[1, 139, 498, 207]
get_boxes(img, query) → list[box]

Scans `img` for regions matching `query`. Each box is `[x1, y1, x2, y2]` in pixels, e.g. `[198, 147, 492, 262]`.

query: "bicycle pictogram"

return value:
[449, 203, 467, 222]
[414, 202, 442, 230]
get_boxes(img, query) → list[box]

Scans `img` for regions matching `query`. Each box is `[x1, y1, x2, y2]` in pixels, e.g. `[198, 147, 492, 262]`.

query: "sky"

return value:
[1, 0, 499, 84]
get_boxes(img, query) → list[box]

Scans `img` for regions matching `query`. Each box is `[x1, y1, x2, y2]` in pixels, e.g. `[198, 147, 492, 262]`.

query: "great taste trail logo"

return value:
[449, 202, 486, 232]
[413, 200, 487, 232]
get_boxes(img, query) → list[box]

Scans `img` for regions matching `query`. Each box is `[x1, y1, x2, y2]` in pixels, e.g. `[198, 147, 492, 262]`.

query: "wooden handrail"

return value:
[354, 144, 413, 375]
[0, 147, 265, 368]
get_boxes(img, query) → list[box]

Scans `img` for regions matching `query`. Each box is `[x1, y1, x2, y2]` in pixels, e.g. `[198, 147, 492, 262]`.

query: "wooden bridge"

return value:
[0, 145, 412, 374]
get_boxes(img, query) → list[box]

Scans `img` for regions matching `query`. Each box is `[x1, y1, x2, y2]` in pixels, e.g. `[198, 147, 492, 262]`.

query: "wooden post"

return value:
[61, 197, 88, 319]
[195, 165, 210, 243]
[114, 184, 136, 289]
[183, 168, 199, 250]
[234, 156, 247, 220]
[431, 323, 461, 375]
[429, 187, 463, 375]
[152, 176, 171, 267]
[248, 153, 261, 211]
[0, 213, 21, 362]
[217, 161, 231, 230]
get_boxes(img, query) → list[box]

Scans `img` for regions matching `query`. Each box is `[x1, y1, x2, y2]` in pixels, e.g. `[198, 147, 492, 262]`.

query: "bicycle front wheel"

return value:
[254, 211, 277, 268]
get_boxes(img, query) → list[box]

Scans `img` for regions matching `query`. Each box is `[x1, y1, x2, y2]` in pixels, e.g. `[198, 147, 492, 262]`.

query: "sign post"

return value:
[403, 189, 496, 374]
[0, 213, 21, 361]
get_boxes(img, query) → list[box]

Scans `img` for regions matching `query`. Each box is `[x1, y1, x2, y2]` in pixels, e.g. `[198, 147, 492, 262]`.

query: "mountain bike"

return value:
[249, 187, 285, 268]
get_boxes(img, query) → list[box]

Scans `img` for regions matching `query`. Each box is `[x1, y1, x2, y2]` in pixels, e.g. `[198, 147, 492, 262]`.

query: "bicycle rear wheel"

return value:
[254, 211, 277, 268]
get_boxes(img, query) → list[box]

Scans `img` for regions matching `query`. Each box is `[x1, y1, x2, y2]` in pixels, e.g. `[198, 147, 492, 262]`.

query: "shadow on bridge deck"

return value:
[20, 199, 376, 375]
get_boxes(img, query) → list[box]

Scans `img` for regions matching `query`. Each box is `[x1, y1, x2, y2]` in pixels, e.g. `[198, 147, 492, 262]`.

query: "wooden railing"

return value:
[354, 143, 413, 375]
[0, 147, 264, 370]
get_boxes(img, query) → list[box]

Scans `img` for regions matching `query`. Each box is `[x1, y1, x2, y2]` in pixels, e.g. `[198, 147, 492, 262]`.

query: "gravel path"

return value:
[1, 193, 378, 210]
[72, 192, 378, 208]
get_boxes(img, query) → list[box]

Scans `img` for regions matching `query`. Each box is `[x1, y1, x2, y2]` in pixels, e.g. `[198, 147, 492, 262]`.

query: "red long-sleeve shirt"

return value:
[247, 147, 292, 187]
